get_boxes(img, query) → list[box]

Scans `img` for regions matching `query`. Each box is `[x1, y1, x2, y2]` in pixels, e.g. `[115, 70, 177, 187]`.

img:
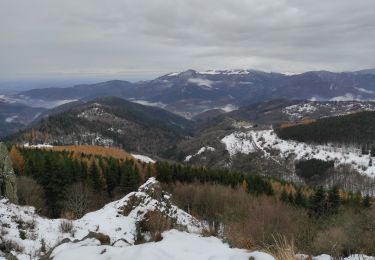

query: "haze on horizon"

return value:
[1, 0, 375, 82]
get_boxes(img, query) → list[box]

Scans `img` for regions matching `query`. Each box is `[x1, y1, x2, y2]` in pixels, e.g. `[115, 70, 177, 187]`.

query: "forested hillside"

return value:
[10, 146, 149, 218]
[276, 111, 375, 148]
[8, 97, 195, 157]
[6, 144, 375, 256]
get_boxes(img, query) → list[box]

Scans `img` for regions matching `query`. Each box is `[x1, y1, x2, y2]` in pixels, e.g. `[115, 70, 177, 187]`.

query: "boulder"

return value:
[0, 143, 18, 203]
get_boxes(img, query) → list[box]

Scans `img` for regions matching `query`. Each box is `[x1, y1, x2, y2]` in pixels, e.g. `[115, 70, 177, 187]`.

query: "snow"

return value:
[77, 106, 105, 119]
[330, 93, 360, 101]
[5, 115, 18, 123]
[232, 121, 254, 129]
[355, 87, 374, 94]
[219, 104, 238, 112]
[0, 178, 200, 259]
[51, 230, 274, 260]
[221, 129, 375, 177]
[221, 132, 256, 157]
[131, 154, 156, 163]
[184, 146, 216, 162]
[282, 101, 375, 120]
[283, 103, 317, 118]
[0, 94, 17, 103]
[131, 99, 167, 108]
[188, 78, 214, 88]
[23, 143, 53, 148]
[199, 69, 253, 75]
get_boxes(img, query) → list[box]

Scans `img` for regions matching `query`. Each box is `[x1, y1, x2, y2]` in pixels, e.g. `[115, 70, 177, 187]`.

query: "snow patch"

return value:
[219, 104, 238, 112]
[23, 143, 53, 148]
[221, 132, 256, 157]
[355, 87, 374, 94]
[188, 78, 214, 88]
[5, 115, 18, 123]
[330, 93, 360, 101]
[185, 146, 216, 162]
[131, 154, 155, 163]
[131, 99, 167, 108]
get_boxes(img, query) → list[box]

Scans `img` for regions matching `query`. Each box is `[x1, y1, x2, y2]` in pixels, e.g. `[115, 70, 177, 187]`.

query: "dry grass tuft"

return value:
[264, 234, 296, 260]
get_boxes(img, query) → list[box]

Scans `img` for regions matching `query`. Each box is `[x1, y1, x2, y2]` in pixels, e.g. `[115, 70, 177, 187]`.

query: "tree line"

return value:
[276, 111, 375, 148]
[12, 147, 142, 217]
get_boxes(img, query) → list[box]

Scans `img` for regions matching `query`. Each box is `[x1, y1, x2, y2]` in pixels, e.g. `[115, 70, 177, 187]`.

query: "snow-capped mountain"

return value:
[8, 68, 375, 119]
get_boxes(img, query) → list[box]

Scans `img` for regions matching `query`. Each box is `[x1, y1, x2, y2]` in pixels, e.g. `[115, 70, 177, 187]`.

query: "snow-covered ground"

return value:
[282, 101, 375, 120]
[221, 129, 375, 177]
[50, 230, 273, 260]
[23, 143, 54, 148]
[185, 146, 216, 162]
[131, 154, 156, 163]
[0, 178, 200, 259]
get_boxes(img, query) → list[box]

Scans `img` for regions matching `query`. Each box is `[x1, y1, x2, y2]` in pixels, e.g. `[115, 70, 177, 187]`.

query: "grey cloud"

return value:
[1, 0, 375, 79]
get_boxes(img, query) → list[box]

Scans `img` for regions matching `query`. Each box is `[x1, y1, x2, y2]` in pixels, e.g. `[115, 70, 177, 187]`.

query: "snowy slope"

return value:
[50, 230, 274, 260]
[221, 129, 375, 177]
[0, 178, 201, 259]
[282, 101, 375, 121]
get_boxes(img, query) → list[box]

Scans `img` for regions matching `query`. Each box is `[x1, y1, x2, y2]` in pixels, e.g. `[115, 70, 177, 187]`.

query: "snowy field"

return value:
[50, 230, 273, 260]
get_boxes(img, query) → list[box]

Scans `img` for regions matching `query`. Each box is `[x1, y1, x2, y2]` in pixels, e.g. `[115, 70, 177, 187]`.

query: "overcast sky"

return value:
[1, 0, 375, 80]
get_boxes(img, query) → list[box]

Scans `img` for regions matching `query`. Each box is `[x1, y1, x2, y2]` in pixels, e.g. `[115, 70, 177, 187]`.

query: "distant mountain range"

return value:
[11, 69, 375, 118]
[2, 68, 375, 138]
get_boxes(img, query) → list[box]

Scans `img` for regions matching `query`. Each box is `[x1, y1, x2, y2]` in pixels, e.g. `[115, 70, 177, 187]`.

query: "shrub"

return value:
[59, 220, 74, 234]
[137, 210, 173, 243]
[17, 176, 46, 214]
[19, 230, 26, 240]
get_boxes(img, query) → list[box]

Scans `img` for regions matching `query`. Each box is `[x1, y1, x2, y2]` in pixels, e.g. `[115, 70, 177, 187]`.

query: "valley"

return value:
[3, 69, 375, 259]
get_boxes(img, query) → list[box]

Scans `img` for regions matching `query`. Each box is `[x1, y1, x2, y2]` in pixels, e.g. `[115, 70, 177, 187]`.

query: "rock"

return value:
[138, 177, 163, 200]
[82, 232, 111, 245]
[0, 143, 18, 203]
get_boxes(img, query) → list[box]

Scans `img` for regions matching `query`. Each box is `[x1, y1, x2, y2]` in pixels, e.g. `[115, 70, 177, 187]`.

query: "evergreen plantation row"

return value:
[276, 111, 375, 149]
[12, 147, 143, 217]
[8, 146, 372, 220]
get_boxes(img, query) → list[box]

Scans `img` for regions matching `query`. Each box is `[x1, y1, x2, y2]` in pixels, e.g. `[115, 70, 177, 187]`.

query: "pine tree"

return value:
[288, 192, 294, 204]
[280, 189, 289, 203]
[327, 186, 340, 214]
[120, 161, 140, 194]
[362, 145, 369, 155]
[89, 161, 102, 192]
[309, 186, 326, 217]
[362, 194, 372, 208]
[371, 146, 375, 157]
[294, 188, 307, 208]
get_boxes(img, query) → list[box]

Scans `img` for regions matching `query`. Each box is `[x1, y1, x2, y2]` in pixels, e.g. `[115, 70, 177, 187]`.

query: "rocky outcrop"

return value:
[0, 143, 18, 203]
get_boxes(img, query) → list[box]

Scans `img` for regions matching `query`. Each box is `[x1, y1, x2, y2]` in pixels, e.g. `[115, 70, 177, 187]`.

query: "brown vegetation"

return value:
[280, 119, 316, 129]
[165, 181, 375, 257]
[16, 176, 47, 214]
